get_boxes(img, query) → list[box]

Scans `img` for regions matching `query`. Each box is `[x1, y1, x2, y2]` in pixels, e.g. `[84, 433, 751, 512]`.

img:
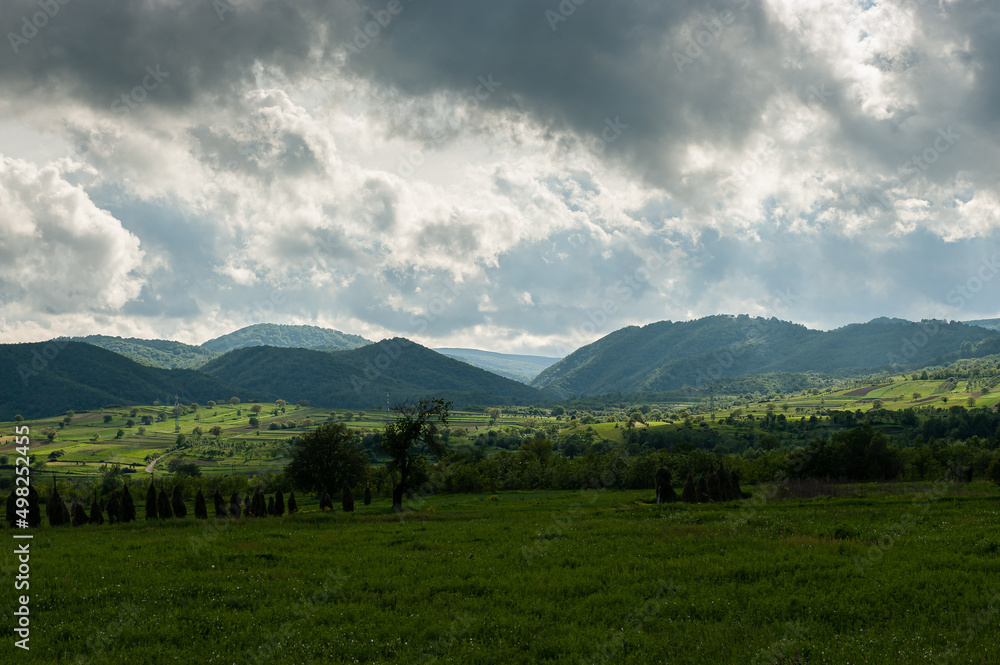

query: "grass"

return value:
[4, 485, 1000, 663]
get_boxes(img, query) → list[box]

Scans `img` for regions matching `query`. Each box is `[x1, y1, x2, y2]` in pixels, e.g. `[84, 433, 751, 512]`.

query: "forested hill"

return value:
[530, 315, 1000, 398]
[198, 339, 549, 408]
[65, 335, 222, 369]
[0, 342, 270, 420]
[201, 323, 371, 353]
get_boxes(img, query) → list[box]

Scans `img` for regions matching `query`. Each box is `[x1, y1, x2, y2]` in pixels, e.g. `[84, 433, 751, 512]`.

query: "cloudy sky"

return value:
[0, 0, 998, 356]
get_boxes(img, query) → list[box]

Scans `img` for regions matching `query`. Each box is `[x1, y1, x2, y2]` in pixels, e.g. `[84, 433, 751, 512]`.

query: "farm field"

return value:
[2, 486, 999, 663]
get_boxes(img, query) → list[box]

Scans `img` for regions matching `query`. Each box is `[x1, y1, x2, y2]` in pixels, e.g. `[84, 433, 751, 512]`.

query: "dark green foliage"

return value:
[654, 467, 678, 504]
[287, 491, 298, 514]
[171, 486, 187, 518]
[228, 493, 241, 519]
[198, 340, 545, 411]
[250, 488, 267, 518]
[145, 483, 158, 520]
[267, 495, 275, 516]
[380, 398, 451, 511]
[71, 500, 88, 527]
[696, 476, 710, 504]
[319, 488, 333, 511]
[213, 489, 227, 518]
[157, 486, 172, 519]
[47, 478, 70, 527]
[69, 335, 221, 369]
[201, 323, 371, 353]
[731, 470, 745, 499]
[364, 485, 372, 506]
[531, 315, 1000, 397]
[106, 492, 121, 525]
[88, 494, 104, 525]
[27, 485, 41, 528]
[5, 490, 15, 527]
[342, 483, 355, 513]
[194, 489, 208, 519]
[0, 341, 271, 421]
[120, 484, 136, 523]
[283, 422, 370, 496]
[274, 490, 285, 517]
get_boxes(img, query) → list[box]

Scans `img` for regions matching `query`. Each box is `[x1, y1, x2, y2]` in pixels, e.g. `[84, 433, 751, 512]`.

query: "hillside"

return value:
[201, 323, 371, 353]
[65, 335, 222, 369]
[433, 348, 561, 383]
[531, 315, 1000, 397]
[199, 339, 549, 408]
[966, 317, 1000, 331]
[0, 342, 270, 420]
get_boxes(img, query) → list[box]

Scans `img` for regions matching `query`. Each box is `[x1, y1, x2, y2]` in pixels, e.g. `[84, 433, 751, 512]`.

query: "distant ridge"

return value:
[966, 318, 1000, 331]
[433, 348, 561, 384]
[65, 335, 221, 369]
[199, 339, 548, 408]
[201, 323, 371, 353]
[530, 315, 1000, 398]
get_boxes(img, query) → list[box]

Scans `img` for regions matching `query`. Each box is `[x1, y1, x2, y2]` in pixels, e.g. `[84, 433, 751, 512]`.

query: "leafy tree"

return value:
[209, 426, 222, 437]
[250, 403, 263, 415]
[248, 417, 261, 429]
[285, 422, 369, 496]
[379, 398, 451, 511]
[103, 415, 113, 424]
[228, 396, 241, 405]
[14, 414, 23, 423]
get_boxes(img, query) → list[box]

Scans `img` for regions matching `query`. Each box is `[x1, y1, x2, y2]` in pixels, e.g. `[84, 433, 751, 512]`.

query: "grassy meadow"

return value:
[3, 485, 1000, 664]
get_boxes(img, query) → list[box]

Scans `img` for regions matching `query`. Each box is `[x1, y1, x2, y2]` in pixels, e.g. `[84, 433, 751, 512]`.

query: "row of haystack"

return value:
[318, 483, 373, 513]
[655, 464, 746, 504]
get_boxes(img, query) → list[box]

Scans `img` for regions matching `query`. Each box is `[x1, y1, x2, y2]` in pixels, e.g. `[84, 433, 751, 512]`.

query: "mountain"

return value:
[65, 335, 222, 369]
[201, 323, 371, 353]
[966, 318, 1000, 331]
[199, 339, 549, 408]
[433, 348, 562, 384]
[0, 342, 270, 420]
[530, 315, 1000, 398]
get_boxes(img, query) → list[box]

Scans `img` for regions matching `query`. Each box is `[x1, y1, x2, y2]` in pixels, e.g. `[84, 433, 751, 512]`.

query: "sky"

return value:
[0, 0, 998, 357]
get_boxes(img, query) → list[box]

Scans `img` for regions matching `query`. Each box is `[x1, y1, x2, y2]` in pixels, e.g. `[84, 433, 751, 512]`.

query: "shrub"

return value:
[342, 483, 355, 513]
[145, 483, 158, 520]
[171, 486, 187, 518]
[194, 489, 208, 519]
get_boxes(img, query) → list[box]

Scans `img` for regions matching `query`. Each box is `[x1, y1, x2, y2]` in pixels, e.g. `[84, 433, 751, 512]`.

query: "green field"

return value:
[3, 485, 1000, 663]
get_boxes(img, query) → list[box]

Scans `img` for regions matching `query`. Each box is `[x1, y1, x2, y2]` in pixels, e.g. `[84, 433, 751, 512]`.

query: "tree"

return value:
[250, 403, 263, 415]
[379, 398, 451, 511]
[228, 396, 241, 405]
[14, 414, 24, 423]
[285, 422, 369, 496]
[104, 415, 113, 424]
[209, 426, 222, 437]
